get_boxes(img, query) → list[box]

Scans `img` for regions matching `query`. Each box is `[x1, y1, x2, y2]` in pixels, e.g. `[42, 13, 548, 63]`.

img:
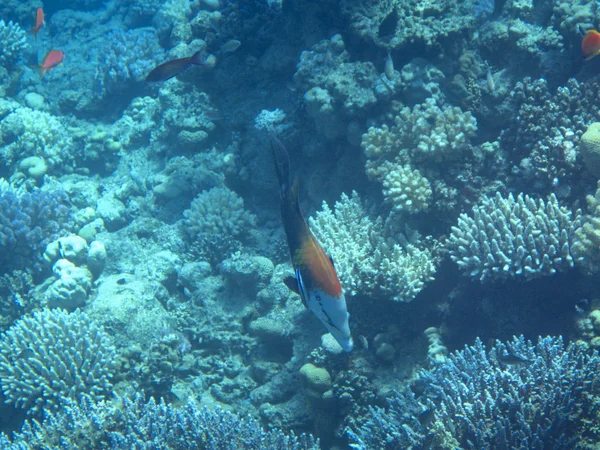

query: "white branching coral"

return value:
[309, 191, 437, 302]
[0, 20, 28, 67]
[448, 192, 581, 282]
[381, 164, 432, 213]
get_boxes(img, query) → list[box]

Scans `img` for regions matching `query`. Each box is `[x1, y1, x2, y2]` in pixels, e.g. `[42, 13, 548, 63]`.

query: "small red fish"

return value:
[145, 51, 211, 82]
[582, 30, 600, 60]
[39, 50, 64, 78]
[29, 8, 45, 41]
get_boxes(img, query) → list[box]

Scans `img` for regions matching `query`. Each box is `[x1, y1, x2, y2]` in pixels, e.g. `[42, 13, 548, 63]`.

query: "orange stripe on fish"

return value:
[299, 235, 342, 298]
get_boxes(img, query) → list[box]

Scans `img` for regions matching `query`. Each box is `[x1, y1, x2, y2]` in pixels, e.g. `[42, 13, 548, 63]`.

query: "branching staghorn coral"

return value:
[0, 309, 116, 415]
[448, 192, 581, 281]
[1, 393, 320, 449]
[349, 336, 600, 449]
[309, 191, 436, 302]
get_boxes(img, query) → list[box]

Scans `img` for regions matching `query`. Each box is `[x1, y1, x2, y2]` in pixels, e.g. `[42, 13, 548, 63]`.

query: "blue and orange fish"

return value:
[272, 137, 353, 352]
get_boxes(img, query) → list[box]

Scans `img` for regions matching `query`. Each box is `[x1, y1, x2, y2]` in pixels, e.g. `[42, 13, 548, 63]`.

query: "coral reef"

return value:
[339, 0, 475, 50]
[349, 336, 600, 449]
[501, 77, 600, 194]
[381, 163, 432, 214]
[309, 191, 436, 301]
[448, 192, 581, 281]
[0, 181, 72, 276]
[183, 186, 256, 264]
[93, 28, 165, 101]
[0, 309, 116, 415]
[0, 20, 28, 68]
[1, 393, 319, 449]
[0, 105, 75, 173]
[572, 181, 600, 274]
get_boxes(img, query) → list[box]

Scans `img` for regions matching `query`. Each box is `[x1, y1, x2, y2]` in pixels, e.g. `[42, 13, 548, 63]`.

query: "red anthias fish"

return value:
[272, 137, 353, 352]
[145, 51, 213, 82]
[29, 8, 45, 40]
[39, 50, 64, 78]
[582, 29, 600, 60]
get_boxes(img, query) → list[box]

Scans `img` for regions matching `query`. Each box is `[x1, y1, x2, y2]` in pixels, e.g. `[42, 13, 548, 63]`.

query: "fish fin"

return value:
[328, 255, 335, 268]
[295, 269, 309, 309]
[283, 274, 299, 294]
[190, 51, 205, 66]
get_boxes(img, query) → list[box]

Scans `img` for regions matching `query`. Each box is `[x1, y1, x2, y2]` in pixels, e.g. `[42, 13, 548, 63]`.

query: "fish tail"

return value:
[190, 51, 204, 66]
[270, 134, 291, 195]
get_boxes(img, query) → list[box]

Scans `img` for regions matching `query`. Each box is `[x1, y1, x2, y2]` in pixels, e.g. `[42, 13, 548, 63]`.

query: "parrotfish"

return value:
[29, 8, 45, 40]
[39, 50, 64, 78]
[272, 137, 353, 352]
[582, 29, 600, 60]
[145, 51, 213, 82]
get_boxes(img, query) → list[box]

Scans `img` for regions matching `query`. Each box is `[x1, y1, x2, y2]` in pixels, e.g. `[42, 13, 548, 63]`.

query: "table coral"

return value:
[448, 192, 581, 281]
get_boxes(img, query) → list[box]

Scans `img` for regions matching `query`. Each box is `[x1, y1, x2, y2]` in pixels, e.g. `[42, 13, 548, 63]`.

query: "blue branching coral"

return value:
[1, 393, 320, 449]
[0, 182, 72, 276]
[348, 336, 600, 449]
[0, 309, 116, 416]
